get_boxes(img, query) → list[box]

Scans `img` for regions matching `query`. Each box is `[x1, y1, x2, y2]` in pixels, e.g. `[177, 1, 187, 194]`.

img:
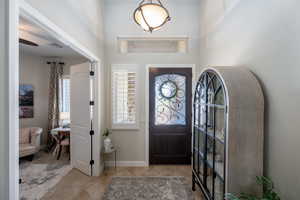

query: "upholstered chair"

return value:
[19, 127, 42, 159]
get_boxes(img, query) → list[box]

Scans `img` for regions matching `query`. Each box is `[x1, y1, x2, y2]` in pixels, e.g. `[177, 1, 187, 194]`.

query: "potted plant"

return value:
[103, 128, 114, 152]
[226, 176, 281, 200]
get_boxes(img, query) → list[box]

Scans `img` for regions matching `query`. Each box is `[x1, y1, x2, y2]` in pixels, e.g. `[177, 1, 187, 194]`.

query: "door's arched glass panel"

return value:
[155, 74, 186, 125]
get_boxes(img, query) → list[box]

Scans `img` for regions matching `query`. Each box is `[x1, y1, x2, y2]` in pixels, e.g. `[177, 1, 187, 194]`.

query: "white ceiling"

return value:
[19, 17, 84, 58]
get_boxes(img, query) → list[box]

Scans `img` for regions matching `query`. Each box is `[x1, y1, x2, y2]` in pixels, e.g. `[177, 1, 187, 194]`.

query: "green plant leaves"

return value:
[225, 176, 280, 200]
[103, 128, 111, 137]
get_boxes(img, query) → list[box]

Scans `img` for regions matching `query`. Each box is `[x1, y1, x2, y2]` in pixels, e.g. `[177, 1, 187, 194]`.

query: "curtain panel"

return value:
[48, 62, 64, 132]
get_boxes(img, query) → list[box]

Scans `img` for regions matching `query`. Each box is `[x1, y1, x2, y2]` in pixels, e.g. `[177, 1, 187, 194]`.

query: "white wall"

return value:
[24, 0, 105, 59]
[103, 0, 201, 163]
[0, 0, 9, 198]
[198, 0, 300, 199]
[19, 52, 50, 144]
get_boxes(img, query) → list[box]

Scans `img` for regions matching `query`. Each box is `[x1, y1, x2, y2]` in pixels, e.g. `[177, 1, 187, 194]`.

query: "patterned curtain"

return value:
[48, 62, 64, 131]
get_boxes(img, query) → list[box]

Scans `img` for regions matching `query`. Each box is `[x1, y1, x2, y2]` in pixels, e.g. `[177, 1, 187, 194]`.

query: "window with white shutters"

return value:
[111, 65, 139, 129]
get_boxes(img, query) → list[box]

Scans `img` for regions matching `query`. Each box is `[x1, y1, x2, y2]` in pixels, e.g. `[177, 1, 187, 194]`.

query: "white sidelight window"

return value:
[111, 64, 139, 129]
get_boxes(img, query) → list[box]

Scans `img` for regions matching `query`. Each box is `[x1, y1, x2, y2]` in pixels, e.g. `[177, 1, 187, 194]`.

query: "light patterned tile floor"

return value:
[41, 165, 204, 200]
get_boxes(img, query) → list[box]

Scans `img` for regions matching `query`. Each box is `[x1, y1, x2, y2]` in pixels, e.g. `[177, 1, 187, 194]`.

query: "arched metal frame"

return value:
[133, 0, 171, 33]
[192, 70, 228, 200]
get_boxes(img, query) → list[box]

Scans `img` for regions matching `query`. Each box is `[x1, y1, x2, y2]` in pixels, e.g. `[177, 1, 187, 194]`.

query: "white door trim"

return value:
[8, 0, 19, 199]
[9, 1, 102, 199]
[144, 64, 196, 166]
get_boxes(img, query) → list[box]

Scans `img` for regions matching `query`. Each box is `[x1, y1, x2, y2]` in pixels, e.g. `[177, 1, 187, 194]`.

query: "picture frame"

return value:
[19, 84, 34, 118]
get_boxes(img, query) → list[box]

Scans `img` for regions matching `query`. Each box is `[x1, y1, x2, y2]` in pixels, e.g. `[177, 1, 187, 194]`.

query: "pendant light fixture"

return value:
[133, 0, 171, 33]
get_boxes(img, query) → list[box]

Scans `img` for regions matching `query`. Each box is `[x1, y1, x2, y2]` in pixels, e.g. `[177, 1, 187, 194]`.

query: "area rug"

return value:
[103, 176, 194, 200]
[19, 152, 72, 200]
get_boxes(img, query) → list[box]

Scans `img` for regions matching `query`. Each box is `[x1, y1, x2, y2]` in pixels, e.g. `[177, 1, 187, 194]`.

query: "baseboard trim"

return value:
[105, 161, 147, 167]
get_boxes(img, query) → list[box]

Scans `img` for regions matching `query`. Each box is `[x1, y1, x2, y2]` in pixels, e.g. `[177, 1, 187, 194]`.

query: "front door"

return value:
[149, 68, 192, 164]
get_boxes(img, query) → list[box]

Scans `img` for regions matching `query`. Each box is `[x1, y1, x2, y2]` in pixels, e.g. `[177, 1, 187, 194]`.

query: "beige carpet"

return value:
[20, 151, 72, 200]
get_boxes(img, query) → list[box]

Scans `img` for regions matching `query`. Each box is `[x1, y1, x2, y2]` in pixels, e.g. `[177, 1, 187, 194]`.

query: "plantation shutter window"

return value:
[111, 65, 139, 129]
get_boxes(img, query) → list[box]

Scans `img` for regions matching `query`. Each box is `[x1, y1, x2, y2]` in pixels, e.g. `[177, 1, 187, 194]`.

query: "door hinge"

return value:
[90, 71, 95, 76]
[90, 160, 94, 165]
[90, 101, 94, 106]
[90, 130, 94, 136]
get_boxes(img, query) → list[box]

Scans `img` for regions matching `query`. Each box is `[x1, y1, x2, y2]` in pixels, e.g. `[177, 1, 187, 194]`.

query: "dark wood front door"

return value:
[149, 68, 192, 164]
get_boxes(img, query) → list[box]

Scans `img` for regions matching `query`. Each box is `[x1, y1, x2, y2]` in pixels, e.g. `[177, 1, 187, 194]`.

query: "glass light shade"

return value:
[134, 1, 170, 32]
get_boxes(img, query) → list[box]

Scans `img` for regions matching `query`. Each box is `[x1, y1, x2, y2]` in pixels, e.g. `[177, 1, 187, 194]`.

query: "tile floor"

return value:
[41, 165, 204, 200]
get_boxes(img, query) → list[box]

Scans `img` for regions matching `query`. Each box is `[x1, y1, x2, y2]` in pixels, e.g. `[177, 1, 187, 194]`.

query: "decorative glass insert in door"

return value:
[155, 74, 186, 125]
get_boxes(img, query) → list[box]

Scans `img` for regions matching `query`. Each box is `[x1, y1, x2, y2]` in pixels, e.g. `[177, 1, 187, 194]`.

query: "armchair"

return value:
[19, 127, 42, 158]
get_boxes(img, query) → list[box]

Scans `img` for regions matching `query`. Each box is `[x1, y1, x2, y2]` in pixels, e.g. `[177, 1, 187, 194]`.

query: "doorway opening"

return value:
[145, 64, 195, 165]
[149, 67, 192, 164]
[18, 15, 97, 199]
[10, 2, 103, 199]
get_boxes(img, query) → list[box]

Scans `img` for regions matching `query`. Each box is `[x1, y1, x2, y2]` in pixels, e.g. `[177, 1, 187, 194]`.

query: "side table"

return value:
[103, 148, 117, 170]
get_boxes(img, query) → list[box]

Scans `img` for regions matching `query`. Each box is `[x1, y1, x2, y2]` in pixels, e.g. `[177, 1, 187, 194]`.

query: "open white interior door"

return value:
[70, 62, 94, 176]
